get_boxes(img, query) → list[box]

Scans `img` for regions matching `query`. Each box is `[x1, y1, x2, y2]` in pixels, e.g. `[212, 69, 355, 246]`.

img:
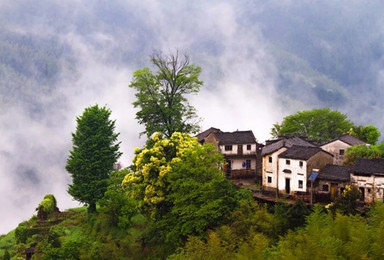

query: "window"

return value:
[225, 145, 232, 151]
[246, 160, 251, 169]
[299, 161, 303, 167]
[268, 157, 272, 163]
[339, 149, 345, 155]
[298, 180, 303, 189]
[323, 184, 329, 192]
[247, 144, 251, 150]
[267, 176, 272, 183]
[286, 160, 290, 165]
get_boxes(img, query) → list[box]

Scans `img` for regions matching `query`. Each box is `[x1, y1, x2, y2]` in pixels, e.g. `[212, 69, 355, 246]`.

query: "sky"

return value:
[1, 0, 384, 234]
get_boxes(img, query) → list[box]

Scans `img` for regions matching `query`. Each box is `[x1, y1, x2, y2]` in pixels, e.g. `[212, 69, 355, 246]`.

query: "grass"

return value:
[0, 204, 152, 259]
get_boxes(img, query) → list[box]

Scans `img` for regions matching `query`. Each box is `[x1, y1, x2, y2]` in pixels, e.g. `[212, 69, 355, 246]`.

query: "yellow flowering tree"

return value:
[123, 132, 200, 213]
[123, 132, 238, 253]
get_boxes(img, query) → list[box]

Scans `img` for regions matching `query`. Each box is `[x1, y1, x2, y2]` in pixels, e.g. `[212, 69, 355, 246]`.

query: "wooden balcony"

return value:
[229, 169, 256, 179]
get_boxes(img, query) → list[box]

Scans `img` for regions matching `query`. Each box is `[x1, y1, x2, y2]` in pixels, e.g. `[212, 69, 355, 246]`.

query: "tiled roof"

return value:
[321, 134, 366, 146]
[278, 146, 330, 160]
[214, 130, 257, 145]
[261, 136, 315, 156]
[317, 164, 351, 181]
[196, 127, 221, 143]
[352, 158, 384, 176]
[339, 134, 366, 145]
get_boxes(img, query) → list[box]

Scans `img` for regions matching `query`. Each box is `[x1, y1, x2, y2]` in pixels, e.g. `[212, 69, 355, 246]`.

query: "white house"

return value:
[261, 136, 315, 192]
[204, 130, 259, 179]
[350, 158, 384, 203]
[321, 134, 366, 165]
[277, 146, 333, 196]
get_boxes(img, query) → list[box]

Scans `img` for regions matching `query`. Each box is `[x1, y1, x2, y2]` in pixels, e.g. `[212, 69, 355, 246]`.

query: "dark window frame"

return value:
[298, 180, 303, 189]
[286, 159, 290, 165]
[246, 159, 251, 169]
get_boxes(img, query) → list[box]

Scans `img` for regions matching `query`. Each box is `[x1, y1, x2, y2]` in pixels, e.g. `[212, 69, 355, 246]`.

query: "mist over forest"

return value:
[1, 0, 384, 234]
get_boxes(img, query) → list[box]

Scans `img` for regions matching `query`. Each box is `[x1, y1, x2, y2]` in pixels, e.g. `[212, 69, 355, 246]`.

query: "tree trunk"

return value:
[88, 202, 96, 213]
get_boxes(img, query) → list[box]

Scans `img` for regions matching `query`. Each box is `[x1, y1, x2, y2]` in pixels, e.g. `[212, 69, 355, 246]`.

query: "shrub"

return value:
[36, 194, 58, 220]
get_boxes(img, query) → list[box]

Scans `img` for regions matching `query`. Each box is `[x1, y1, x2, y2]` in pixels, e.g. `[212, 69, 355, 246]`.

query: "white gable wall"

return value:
[278, 158, 307, 194]
[351, 174, 384, 203]
[262, 147, 287, 191]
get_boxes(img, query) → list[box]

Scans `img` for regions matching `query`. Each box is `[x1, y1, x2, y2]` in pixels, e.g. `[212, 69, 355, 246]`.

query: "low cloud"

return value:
[2, 0, 384, 234]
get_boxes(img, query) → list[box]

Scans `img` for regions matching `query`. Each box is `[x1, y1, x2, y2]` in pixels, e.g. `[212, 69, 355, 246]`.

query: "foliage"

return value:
[326, 185, 361, 215]
[129, 51, 203, 138]
[271, 108, 354, 144]
[350, 124, 381, 144]
[283, 200, 311, 230]
[14, 222, 40, 244]
[66, 105, 122, 212]
[6, 196, 384, 259]
[36, 194, 57, 220]
[169, 231, 234, 260]
[123, 132, 239, 254]
[123, 132, 207, 217]
[170, 199, 278, 259]
[344, 143, 384, 165]
[267, 205, 375, 259]
[99, 169, 138, 229]
[0, 231, 14, 260]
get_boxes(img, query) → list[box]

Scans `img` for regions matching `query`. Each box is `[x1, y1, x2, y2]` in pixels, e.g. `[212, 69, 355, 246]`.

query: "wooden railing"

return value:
[230, 169, 256, 179]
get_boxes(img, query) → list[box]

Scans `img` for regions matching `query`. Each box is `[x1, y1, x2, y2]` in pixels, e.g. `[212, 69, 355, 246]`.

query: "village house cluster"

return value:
[197, 128, 384, 204]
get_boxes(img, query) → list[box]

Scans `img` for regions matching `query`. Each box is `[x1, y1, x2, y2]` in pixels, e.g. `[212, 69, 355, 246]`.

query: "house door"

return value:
[285, 178, 291, 194]
[330, 186, 336, 201]
[238, 145, 243, 155]
[359, 187, 365, 202]
[226, 160, 231, 177]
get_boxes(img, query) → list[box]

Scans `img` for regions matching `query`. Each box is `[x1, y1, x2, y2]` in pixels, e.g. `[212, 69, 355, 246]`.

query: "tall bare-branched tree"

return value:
[129, 51, 203, 138]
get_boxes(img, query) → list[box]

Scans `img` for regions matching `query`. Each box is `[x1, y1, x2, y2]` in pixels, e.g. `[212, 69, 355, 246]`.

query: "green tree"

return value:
[3, 249, 10, 260]
[99, 169, 137, 229]
[66, 105, 122, 213]
[129, 51, 203, 138]
[123, 132, 238, 255]
[285, 199, 311, 230]
[350, 124, 381, 144]
[344, 143, 384, 165]
[271, 108, 354, 144]
[326, 185, 361, 215]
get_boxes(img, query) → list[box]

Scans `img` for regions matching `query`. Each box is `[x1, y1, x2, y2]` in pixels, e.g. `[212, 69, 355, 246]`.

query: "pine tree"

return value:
[66, 105, 122, 212]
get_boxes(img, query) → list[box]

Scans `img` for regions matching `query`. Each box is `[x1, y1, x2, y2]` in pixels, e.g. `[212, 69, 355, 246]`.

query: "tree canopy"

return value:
[129, 51, 203, 138]
[349, 124, 381, 144]
[122, 132, 238, 253]
[271, 108, 354, 144]
[344, 143, 384, 165]
[66, 105, 122, 212]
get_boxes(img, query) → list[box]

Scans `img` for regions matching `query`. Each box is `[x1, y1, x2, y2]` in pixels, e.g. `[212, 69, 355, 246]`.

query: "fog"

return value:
[1, 0, 384, 234]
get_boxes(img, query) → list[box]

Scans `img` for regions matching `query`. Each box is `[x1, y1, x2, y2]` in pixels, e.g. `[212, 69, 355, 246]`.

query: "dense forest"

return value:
[1, 170, 384, 259]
